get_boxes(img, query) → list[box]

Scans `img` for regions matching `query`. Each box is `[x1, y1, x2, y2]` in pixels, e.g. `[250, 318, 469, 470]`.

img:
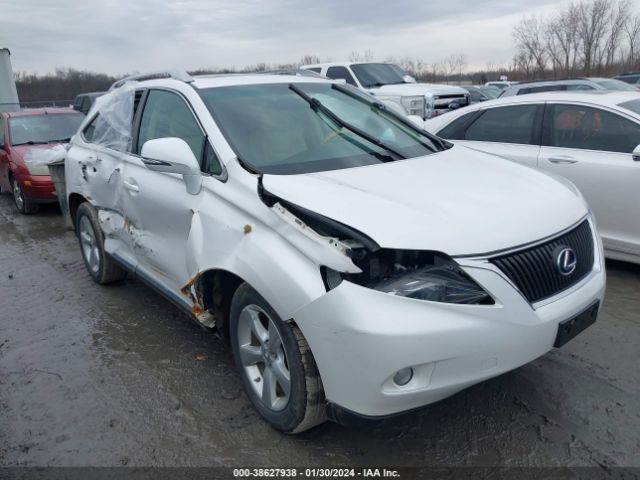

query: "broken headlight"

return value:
[373, 264, 491, 304]
[322, 249, 493, 305]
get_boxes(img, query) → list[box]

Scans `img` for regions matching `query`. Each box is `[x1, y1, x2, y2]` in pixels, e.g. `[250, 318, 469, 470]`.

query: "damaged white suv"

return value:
[64, 71, 605, 433]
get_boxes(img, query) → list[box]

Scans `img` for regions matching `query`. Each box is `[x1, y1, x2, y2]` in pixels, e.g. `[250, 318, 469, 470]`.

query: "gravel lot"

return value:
[0, 193, 639, 470]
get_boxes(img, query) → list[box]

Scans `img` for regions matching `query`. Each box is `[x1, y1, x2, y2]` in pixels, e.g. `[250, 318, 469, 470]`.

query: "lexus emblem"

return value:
[555, 247, 577, 276]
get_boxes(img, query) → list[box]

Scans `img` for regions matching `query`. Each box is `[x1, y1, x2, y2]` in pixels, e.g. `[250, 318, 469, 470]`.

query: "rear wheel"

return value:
[11, 176, 39, 214]
[229, 283, 326, 433]
[76, 202, 127, 284]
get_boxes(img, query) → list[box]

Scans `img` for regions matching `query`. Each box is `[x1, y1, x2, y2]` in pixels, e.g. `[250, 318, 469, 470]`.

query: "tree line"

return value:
[512, 0, 640, 79]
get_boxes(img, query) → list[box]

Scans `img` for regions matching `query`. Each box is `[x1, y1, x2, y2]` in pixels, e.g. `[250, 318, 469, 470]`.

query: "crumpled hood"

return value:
[261, 145, 588, 256]
[369, 83, 469, 97]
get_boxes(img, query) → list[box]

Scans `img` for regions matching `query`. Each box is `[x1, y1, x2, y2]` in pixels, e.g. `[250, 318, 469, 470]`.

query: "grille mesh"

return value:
[490, 220, 595, 303]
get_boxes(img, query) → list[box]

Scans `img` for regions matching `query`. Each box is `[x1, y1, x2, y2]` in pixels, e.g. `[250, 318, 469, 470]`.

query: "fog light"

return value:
[393, 367, 413, 386]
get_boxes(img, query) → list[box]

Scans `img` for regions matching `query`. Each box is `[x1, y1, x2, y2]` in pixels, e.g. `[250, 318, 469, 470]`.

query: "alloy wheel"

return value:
[12, 178, 24, 211]
[79, 215, 100, 274]
[237, 304, 291, 411]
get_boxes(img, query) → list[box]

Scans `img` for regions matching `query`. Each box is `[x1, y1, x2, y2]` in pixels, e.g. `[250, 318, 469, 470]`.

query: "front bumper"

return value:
[293, 253, 605, 418]
[14, 174, 56, 202]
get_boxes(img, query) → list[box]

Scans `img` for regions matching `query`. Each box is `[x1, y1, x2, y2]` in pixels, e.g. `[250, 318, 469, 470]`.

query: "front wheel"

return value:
[229, 283, 326, 433]
[12, 176, 39, 214]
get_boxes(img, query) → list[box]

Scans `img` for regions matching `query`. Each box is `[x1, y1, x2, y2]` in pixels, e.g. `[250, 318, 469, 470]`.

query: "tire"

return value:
[11, 176, 39, 214]
[75, 202, 127, 284]
[229, 283, 326, 433]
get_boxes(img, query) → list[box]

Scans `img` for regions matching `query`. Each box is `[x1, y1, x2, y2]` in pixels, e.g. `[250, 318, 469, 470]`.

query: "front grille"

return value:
[490, 220, 595, 303]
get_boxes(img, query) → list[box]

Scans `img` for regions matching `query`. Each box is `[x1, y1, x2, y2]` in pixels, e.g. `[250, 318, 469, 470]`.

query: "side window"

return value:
[82, 115, 99, 142]
[548, 104, 640, 153]
[0, 117, 5, 146]
[326, 66, 357, 86]
[307, 67, 321, 73]
[565, 84, 594, 91]
[202, 141, 222, 175]
[464, 105, 538, 145]
[437, 111, 478, 140]
[137, 90, 204, 161]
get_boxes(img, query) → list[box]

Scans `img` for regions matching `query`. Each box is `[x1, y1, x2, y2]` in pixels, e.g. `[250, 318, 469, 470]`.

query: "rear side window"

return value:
[307, 67, 321, 73]
[464, 105, 538, 144]
[547, 104, 640, 153]
[82, 115, 99, 142]
[326, 66, 357, 86]
[565, 84, 594, 91]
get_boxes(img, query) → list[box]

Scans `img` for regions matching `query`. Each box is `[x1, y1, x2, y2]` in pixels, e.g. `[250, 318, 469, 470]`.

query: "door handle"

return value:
[548, 156, 578, 165]
[123, 179, 139, 193]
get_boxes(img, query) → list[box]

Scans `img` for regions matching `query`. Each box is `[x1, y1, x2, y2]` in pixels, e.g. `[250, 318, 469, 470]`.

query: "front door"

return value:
[120, 88, 208, 289]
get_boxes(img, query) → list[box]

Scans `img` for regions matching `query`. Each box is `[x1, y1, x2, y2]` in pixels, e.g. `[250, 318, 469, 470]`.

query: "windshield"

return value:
[201, 82, 442, 174]
[592, 79, 637, 92]
[350, 63, 407, 88]
[9, 113, 83, 146]
[480, 87, 501, 99]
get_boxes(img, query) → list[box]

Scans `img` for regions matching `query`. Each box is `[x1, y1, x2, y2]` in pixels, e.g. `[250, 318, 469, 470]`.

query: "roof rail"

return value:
[110, 70, 194, 90]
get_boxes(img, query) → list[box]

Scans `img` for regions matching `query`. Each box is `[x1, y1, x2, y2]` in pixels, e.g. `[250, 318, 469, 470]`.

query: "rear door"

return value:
[538, 102, 640, 257]
[443, 103, 543, 168]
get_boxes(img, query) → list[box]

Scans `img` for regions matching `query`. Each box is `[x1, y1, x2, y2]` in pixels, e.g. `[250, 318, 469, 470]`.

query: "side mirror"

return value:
[140, 137, 202, 195]
[403, 75, 416, 84]
[633, 144, 640, 162]
[407, 115, 425, 129]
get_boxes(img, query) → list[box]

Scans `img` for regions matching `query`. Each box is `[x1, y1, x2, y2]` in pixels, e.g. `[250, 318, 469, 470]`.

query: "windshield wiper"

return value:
[289, 83, 406, 161]
[48, 137, 71, 143]
[331, 83, 444, 152]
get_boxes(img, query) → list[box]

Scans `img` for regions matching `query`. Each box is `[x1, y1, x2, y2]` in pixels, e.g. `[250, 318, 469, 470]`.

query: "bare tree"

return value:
[624, 14, 640, 68]
[348, 50, 374, 62]
[298, 54, 320, 66]
[575, 0, 611, 73]
[545, 3, 580, 77]
[513, 15, 548, 76]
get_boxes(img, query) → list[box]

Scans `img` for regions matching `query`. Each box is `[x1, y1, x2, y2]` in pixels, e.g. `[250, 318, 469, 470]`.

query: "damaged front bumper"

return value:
[292, 259, 606, 419]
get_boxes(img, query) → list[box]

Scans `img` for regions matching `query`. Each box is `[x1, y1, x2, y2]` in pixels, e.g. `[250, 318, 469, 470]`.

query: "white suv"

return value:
[63, 70, 605, 433]
[301, 62, 470, 119]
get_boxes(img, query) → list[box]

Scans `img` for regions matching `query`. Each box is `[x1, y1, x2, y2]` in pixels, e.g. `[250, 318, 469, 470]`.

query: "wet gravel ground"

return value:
[0, 193, 639, 469]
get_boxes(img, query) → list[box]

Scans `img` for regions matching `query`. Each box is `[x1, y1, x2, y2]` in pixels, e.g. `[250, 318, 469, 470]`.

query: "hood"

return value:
[12, 143, 67, 175]
[262, 145, 588, 256]
[368, 83, 469, 97]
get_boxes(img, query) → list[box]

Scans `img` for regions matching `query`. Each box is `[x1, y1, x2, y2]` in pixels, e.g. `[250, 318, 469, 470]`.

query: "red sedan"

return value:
[0, 108, 84, 214]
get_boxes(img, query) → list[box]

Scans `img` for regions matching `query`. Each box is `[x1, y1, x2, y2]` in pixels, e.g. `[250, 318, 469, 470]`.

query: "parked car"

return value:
[73, 91, 105, 115]
[301, 62, 470, 118]
[64, 71, 604, 433]
[464, 85, 501, 103]
[484, 81, 517, 90]
[0, 108, 83, 213]
[500, 79, 606, 97]
[615, 72, 640, 85]
[425, 91, 640, 264]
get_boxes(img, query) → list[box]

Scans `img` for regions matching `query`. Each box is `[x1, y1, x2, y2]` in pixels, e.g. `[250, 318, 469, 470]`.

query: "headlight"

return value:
[374, 264, 491, 304]
[25, 163, 50, 176]
[400, 95, 426, 118]
[322, 249, 493, 305]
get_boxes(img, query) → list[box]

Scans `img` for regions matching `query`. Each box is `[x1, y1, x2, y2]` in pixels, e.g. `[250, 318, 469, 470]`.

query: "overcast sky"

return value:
[1, 0, 565, 75]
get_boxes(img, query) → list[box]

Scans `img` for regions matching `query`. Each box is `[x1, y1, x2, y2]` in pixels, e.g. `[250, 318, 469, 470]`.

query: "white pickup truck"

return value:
[301, 62, 470, 119]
